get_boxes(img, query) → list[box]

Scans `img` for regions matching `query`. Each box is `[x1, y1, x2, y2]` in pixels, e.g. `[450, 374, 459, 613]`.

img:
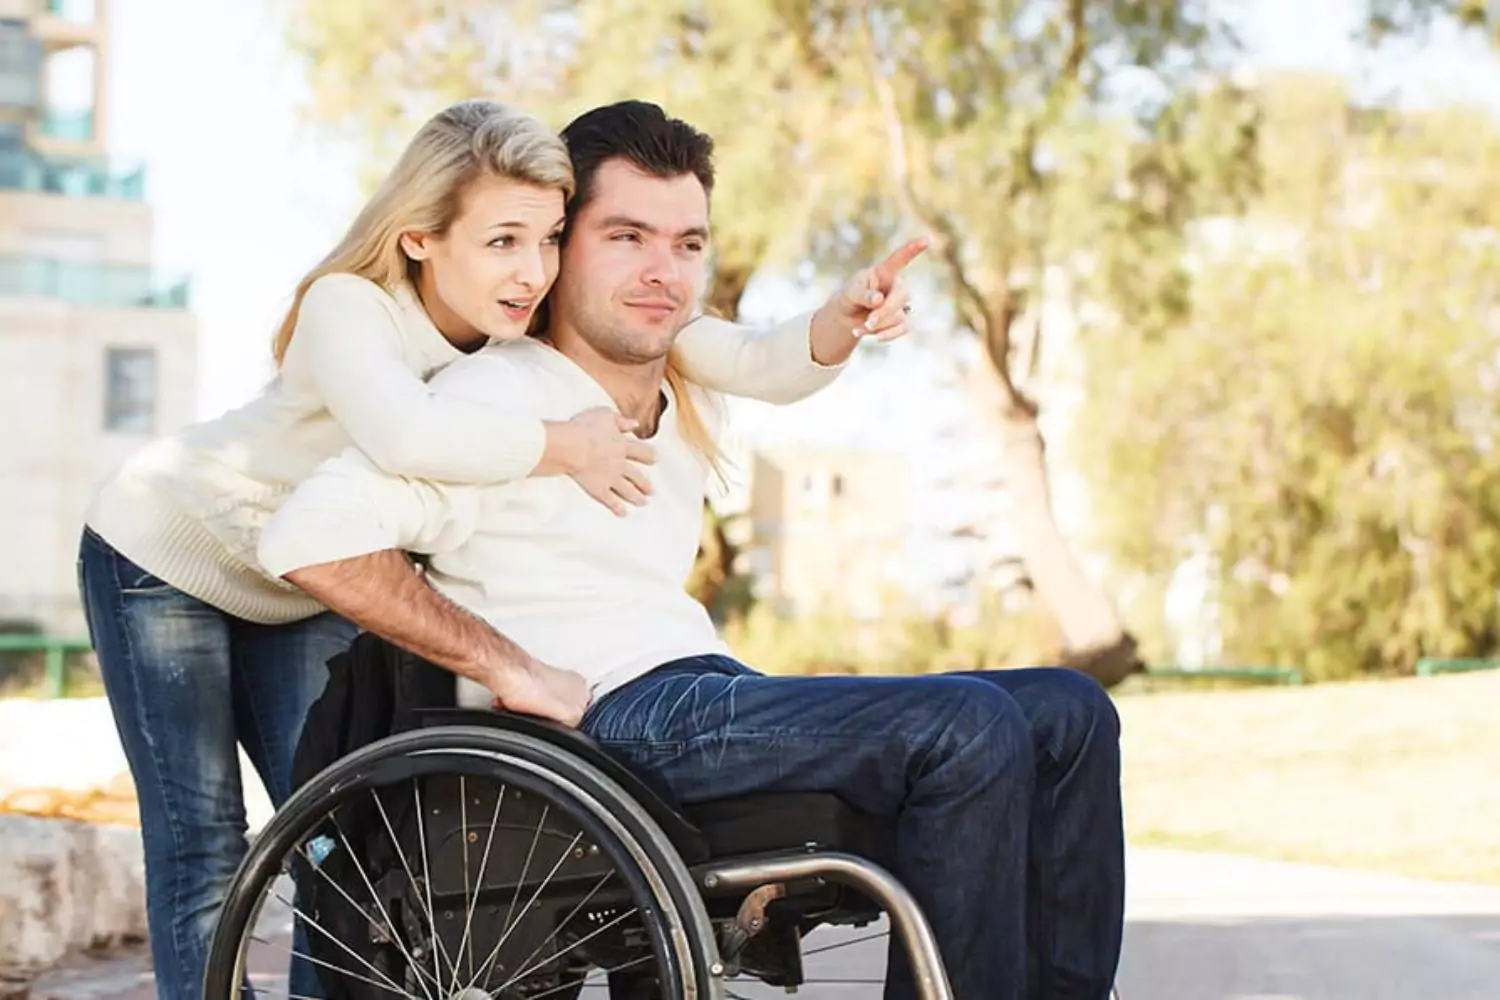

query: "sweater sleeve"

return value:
[287, 274, 548, 483]
[671, 310, 847, 405]
[258, 448, 480, 578]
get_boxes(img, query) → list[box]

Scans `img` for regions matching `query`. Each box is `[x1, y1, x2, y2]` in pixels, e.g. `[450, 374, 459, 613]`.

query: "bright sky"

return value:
[98, 0, 1500, 597]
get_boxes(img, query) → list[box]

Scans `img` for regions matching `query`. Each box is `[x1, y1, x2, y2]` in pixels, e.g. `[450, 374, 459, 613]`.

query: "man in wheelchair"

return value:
[255, 101, 1124, 1000]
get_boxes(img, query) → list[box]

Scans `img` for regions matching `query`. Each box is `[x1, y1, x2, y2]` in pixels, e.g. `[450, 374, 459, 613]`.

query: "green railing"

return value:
[0, 254, 191, 308]
[1414, 658, 1500, 678]
[0, 148, 145, 199]
[0, 635, 91, 698]
[40, 108, 94, 142]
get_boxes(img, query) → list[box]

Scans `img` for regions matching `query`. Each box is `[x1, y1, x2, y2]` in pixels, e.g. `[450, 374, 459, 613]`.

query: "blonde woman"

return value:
[75, 98, 911, 1000]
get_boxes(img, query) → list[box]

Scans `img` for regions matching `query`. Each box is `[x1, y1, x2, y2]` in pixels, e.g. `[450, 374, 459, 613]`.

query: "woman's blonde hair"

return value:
[665, 355, 724, 481]
[271, 99, 574, 365]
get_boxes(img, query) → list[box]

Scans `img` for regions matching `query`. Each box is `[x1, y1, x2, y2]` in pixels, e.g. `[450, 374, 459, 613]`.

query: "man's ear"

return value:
[400, 230, 435, 261]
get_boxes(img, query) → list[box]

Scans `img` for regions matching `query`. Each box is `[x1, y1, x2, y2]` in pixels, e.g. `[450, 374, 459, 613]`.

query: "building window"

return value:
[104, 346, 156, 433]
[0, 21, 42, 110]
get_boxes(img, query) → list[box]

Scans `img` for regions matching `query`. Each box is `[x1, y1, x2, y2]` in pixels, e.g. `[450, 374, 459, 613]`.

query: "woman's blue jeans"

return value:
[77, 527, 357, 1000]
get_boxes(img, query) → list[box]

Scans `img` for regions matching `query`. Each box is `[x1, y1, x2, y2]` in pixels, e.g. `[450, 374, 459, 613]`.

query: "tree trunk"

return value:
[965, 346, 1143, 688]
[704, 265, 753, 320]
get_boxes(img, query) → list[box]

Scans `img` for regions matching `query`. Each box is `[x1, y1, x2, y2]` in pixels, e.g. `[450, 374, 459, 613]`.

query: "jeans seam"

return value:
[230, 626, 278, 802]
[102, 542, 194, 991]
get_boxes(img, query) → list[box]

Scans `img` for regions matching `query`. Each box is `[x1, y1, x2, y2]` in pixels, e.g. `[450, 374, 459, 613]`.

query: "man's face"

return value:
[551, 158, 710, 364]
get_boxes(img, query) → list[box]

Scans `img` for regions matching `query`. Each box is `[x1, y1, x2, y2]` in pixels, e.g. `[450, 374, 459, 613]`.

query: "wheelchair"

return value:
[204, 707, 954, 999]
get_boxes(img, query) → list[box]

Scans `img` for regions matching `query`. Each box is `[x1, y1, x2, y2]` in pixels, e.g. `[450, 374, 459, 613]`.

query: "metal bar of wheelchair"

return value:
[696, 850, 954, 1000]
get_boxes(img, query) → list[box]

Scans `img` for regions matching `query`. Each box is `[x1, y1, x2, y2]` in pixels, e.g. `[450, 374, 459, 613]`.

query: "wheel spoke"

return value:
[328, 817, 440, 1000]
[459, 776, 473, 982]
[802, 928, 890, 957]
[520, 953, 655, 999]
[267, 890, 415, 999]
[498, 870, 616, 992]
[370, 786, 455, 988]
[452, 781, 507, 991]
[494, 906, 639, 994]
[468, 826, 583, 990]
[412, 779, 459, 996]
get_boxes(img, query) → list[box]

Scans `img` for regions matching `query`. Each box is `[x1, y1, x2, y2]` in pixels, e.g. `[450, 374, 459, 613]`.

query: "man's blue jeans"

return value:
[580, 654, 1124, 1000]
[77, 527, 357, 1000]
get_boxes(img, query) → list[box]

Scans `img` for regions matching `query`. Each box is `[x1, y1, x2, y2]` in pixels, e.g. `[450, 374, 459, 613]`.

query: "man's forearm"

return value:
[285, 549, 530, 691]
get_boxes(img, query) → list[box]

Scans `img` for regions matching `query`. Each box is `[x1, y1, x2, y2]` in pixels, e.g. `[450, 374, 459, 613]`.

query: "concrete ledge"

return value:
[0, 815, 146, 978]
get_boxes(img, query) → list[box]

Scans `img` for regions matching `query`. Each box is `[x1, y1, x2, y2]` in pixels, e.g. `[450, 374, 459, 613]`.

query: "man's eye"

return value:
[682, 241, 705, 254]
[612, 232, 641, 243]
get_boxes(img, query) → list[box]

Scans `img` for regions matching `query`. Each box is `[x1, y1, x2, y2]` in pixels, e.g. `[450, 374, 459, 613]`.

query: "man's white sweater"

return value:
[260, 337, 738, 701]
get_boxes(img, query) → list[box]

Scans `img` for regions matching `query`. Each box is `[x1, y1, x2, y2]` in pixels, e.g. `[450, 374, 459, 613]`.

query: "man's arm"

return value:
[284, 548, 590, 724]
[258, 447, 519, 684]
[672, 238, 925, 404]
[285, 549, 532, 692]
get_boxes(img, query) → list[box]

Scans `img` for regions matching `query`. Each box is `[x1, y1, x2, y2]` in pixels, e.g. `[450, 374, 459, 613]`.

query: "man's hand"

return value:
[489, 658, 592, 728]
[809, 237, 930, 365]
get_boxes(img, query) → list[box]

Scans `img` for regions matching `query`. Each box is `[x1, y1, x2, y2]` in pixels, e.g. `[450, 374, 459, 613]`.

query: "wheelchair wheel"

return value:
[205, 726, 722, 999]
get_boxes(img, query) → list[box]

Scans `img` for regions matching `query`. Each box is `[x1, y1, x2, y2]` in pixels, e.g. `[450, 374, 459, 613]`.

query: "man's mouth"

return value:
[627, 300, 677, 314]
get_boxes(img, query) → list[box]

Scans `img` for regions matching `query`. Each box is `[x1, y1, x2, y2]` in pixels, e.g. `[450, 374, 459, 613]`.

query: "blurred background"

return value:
[3, 1, 1500, 996]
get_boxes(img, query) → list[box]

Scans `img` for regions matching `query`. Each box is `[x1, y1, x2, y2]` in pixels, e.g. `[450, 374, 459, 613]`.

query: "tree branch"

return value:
[857, 7, 1029, 414]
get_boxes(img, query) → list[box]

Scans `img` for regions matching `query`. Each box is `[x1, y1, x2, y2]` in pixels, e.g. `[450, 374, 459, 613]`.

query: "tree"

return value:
[281, 1, 1261, 685]
[1074, 72, 1500, 678]
[1362, 0, 1499, 44]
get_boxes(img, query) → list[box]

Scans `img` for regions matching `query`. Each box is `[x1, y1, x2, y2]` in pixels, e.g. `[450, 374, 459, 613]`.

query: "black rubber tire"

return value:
[203, 725, 724, 999]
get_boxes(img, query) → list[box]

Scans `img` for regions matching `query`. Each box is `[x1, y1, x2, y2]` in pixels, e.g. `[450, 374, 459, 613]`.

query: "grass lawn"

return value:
[1116, 670, 1500, 884]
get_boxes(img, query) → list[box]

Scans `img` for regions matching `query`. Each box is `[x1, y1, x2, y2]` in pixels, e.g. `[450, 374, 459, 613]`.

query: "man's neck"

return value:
[541, 322, 669, 434]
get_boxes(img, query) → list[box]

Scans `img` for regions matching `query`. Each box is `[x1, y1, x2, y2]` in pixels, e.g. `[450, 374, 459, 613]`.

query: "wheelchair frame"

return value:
[206, 716, 956, 999]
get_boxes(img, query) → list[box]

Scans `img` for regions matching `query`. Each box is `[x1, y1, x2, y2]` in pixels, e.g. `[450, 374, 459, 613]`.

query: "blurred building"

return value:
[0, 0, 195, 634]
[743, 447, 910, 619]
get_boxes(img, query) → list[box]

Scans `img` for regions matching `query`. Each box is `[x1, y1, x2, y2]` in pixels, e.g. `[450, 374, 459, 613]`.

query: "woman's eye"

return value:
[543, 231, 563, 246]
[489, 236, 515, 249]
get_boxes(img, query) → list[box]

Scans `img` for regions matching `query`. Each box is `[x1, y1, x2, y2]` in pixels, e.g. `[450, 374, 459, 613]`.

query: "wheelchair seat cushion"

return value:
[683, 792, 894, 863]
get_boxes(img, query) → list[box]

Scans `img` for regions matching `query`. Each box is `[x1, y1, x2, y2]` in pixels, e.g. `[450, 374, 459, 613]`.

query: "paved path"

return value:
[25, 848, 1500, 999]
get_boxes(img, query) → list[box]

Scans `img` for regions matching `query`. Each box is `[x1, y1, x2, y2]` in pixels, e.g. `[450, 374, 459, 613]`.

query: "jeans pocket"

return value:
[117, 558, 177, 596]
[594, 738, 688, 773]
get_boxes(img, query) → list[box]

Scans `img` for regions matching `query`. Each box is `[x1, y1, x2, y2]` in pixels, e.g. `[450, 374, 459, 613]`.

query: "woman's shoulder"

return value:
[300, 271, 398, 310]
[287, 273, 412, 359]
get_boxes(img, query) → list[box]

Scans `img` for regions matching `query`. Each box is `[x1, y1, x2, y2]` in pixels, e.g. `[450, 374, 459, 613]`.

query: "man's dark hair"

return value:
[559, 100, 716, 214]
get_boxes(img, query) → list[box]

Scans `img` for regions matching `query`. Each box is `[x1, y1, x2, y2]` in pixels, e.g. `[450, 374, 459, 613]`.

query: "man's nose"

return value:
[638, 244, 681, 287]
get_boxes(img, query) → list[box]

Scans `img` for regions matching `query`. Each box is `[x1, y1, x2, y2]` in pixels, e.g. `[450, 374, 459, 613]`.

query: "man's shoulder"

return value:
[428, 338, 573, 406]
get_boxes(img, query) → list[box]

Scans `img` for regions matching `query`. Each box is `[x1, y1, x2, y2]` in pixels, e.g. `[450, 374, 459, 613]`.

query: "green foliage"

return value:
[722, 593, 1062, 676]
[1361, 0, 1499, 45]
[1077, 74, 1500, 679]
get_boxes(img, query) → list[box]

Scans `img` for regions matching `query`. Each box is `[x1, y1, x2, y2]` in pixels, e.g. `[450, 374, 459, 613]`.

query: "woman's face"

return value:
[401, 174, 567, 349]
